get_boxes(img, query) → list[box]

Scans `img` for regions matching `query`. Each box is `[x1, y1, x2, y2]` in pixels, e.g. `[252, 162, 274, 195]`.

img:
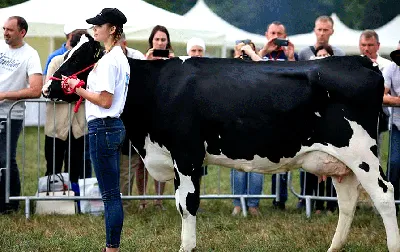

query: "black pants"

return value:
[45, 134, 91, 183]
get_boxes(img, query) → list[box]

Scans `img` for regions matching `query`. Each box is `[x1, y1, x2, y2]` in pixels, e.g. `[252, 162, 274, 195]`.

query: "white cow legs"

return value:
[328, 173, 360, 252]
[351, 167, 400, 252]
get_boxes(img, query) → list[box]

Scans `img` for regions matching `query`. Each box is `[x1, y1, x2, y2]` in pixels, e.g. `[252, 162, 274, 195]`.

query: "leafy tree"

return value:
[0, 0, 26, 8]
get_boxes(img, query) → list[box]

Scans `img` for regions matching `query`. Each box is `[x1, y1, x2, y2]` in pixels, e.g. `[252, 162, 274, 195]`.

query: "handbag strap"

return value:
[309, 46, 317, 56]
[46, 173, 67, 196]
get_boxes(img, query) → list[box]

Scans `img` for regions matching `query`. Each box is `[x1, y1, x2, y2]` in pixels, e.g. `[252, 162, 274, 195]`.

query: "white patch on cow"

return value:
[179, 56, 191, 64]
[42, 79, 52, 96]
[327, 90, 330, 98]
[174, 164, 196, 212]
[307, 137, 311, 140]
[315, 112, 321, 117]
[218, 135, 221, 139]
[63, 35, 89, 66]
[142, 135, 174, 181]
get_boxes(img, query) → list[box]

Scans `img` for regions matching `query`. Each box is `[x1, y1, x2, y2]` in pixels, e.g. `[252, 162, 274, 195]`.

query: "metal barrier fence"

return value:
[2, 99, 284, 219]
[2, 99, 399, 219]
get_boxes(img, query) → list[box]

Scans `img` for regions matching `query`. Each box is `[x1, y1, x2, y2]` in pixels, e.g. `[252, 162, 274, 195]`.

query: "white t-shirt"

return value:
[126, 47, 145, 60]
[375, 54, 392, 72]
[85, 46, 130, 122]
[0, 42, 42, 119]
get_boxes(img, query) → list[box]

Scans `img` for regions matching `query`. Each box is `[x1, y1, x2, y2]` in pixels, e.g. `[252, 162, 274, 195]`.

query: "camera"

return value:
[153, 49, 169, 57]
[274, 38, 289, 47]
[235, 39, 251, 45]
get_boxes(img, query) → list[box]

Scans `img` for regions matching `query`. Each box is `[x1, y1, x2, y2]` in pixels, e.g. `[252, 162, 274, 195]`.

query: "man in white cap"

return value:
[42, 23, 89, 75]
[187, 37, 205, 57]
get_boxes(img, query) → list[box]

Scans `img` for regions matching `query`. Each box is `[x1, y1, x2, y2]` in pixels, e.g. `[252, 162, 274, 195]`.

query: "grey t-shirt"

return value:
[298, 45, 346, 61]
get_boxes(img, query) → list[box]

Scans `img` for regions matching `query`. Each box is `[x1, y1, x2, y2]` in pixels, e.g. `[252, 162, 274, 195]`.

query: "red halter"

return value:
[49, 63, 95, 113]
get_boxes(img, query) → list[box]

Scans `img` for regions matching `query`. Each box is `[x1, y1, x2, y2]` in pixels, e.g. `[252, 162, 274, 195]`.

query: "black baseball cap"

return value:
[390, 49, 400, 67]
[86, 8, 127, 26]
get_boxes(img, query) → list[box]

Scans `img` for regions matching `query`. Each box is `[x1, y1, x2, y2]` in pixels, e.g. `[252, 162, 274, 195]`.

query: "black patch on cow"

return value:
[370, 145, 378, 157]
[378, 178, 388, 193]
[174, 168, 180, 190]
[186, 175, 201, 216]
[178, 204, 183, 216]
[379, 166, 388, 182]
[359, 162, 370, 172]
[186, 192, 200, 216]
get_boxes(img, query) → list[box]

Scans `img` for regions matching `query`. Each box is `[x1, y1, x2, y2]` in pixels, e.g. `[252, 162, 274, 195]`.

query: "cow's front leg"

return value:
[174, 163, 200, 252]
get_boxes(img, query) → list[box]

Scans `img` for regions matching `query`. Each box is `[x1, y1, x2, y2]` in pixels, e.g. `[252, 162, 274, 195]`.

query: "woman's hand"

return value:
[62, 75, 81, 90]
[146, 48, 173, 60]
[145, 48, 155, 60]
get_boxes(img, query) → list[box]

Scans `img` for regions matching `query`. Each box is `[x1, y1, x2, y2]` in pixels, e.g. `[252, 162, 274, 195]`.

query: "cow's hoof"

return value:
[327, 247, 340, 252]
[179, 245, 196, 252]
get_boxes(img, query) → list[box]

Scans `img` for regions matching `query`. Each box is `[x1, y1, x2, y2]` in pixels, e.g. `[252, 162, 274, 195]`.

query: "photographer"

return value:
[258, 21, 297, 62]
[234, 40, 261, 61]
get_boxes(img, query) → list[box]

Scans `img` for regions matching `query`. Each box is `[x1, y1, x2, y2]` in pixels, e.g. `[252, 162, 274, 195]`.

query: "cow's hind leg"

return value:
[351, 165, 400, 252]
[173, 162, 200, 252]
[328, 173, 360, 252]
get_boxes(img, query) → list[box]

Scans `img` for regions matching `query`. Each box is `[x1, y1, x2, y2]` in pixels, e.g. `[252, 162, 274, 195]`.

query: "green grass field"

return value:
[0, 127, 393, 251]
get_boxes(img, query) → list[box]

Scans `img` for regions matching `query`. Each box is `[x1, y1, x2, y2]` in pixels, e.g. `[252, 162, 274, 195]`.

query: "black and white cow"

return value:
[43, 36, 400, 252]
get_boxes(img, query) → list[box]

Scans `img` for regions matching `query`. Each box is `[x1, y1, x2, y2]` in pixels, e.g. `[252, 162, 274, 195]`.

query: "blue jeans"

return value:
[388, 125, 400, 203]
[271, 173, 288, 203]
[0, 119, 23, 212]
[230, 169, 264, 207]
[88, 117, 125, 248]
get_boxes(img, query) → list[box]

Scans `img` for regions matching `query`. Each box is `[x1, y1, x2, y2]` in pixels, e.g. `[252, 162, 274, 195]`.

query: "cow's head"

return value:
[42, 34, 104, 102]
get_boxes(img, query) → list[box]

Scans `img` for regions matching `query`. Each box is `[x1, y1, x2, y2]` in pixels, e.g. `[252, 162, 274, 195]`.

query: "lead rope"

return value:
[49, 63, 96, 113]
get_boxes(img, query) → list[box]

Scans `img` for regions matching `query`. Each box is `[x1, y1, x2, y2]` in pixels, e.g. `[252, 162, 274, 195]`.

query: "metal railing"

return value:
[2, 99, 282, 219]
[2, 99, 399, 219]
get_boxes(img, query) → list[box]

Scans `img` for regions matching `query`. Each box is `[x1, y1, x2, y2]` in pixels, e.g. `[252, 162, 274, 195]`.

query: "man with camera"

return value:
[234, 39, 262, 61]
[258, 21, 297, 62]
[254, 21, 298, 211]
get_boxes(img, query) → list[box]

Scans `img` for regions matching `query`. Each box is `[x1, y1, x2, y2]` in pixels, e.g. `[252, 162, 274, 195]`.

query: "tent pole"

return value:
[49, 37, 55, 55]
[221, 43, 227, 58]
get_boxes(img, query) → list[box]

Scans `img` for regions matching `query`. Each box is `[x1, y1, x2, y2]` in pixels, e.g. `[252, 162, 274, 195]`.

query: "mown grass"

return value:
[0, 127, 393, 251]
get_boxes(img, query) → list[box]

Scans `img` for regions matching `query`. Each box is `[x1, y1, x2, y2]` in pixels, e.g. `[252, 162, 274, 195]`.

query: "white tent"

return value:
[0, 0, 225, 45]
[184, 0, 266, 50]
[376, 15, 400, 53]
